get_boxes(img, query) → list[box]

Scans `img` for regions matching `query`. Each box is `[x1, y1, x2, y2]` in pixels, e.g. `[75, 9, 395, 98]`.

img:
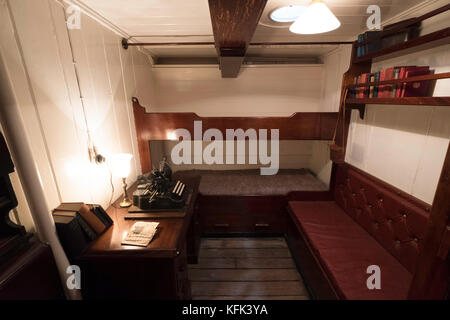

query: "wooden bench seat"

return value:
[287, 163, 430, 300]
[289, 201, 412, 299]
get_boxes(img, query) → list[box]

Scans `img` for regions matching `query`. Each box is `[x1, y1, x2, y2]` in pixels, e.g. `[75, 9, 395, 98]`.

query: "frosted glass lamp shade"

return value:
[270, 5, 306, 23]
[289, 1, 341, 34]
[112, 153, 133, 178]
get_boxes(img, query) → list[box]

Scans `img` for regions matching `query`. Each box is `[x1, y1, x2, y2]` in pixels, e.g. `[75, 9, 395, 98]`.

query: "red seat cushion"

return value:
[289, 201, 412, 300]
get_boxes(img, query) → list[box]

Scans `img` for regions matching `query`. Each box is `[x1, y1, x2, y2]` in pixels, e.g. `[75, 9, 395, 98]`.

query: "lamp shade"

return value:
[289, 0, 340, 34]
[111, 153, 133, 178]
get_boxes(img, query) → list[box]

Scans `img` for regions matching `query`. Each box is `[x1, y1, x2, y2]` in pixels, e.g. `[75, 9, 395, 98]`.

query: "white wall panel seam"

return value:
[118, 41, 140, 175]
[78, 15, 100, 143]
[100, 29, 122, 153]
[130, 48, 139, 98]
[5, 0, 62, 203]
[51, 0, 94, 203]
[410, 107, 435, 197]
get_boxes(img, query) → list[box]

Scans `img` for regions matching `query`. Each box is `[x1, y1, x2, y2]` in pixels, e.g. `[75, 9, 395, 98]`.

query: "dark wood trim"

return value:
[132, 98, 152, 174]
[132, 97, 338, 173]
[287, 191, 332, 202]
[346, 97, 450, 106]
[408, 142, 450, 299]
[330, 42, 371, 162]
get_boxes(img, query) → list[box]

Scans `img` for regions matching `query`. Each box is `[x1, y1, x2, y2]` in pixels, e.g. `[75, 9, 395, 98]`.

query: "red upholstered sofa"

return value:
[287, 163, 431, 300]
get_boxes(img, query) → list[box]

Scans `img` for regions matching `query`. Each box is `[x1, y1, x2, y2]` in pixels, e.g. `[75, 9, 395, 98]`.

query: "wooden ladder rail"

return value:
[408, 142, 450, 299]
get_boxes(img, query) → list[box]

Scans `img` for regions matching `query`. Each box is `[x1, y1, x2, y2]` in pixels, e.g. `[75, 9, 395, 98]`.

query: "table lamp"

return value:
[112, 153, 133, 208]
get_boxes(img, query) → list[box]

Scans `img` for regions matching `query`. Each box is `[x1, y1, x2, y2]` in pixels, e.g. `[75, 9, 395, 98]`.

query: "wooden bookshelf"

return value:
[347, 97, 450, 106]
[354, 27, 450, 63]
[346, 72, 450, 89]
[330, 4, 450, 164]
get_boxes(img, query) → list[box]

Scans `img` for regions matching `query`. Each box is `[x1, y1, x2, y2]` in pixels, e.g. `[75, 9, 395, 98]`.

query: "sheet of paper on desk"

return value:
[121, 221, 159, 247]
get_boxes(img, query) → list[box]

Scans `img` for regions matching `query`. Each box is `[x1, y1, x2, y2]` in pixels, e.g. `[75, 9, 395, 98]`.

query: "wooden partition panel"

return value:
[132, 97, 338, 173]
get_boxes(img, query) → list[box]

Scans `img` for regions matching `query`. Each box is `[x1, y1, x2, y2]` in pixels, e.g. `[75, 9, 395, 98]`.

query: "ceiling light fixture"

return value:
[270, 5, 306, 23]
[289, 0, 341, 34]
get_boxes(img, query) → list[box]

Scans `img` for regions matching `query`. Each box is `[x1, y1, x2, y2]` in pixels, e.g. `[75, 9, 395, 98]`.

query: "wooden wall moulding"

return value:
[132, 97, 338, 173]
[329, 43, 371, 163]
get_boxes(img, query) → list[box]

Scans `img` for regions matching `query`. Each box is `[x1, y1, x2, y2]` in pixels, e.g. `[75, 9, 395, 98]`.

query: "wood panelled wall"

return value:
[0, 0, 154, 227]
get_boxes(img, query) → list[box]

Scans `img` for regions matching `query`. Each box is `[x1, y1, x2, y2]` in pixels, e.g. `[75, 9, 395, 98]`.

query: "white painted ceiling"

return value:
[78, 0, 424, 59]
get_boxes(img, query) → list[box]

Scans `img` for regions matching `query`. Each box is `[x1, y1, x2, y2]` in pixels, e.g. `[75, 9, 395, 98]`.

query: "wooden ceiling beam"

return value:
[208, 0, 267, 78]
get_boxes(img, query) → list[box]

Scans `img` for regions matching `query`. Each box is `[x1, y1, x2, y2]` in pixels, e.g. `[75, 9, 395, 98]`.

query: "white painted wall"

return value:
[161, 140, 315, 172]
[320, 45, 353, 112]
[149, 64, 324, 116]
[345, 1, 450, 204]
[303, 45, 353, 186]
[0, 0, 153, 231]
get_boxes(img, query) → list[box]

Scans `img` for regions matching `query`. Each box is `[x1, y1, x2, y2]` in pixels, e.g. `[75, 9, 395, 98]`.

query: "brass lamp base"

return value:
[120, 177, 132, 208]
[120, 198, 132, 208]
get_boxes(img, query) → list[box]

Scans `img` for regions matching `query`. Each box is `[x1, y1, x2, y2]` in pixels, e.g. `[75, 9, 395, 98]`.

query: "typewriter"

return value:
[132, 158, 188, 210]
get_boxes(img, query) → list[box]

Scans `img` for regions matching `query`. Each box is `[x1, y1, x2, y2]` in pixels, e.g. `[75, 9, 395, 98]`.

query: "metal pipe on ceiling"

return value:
[121, 38, 353, 49]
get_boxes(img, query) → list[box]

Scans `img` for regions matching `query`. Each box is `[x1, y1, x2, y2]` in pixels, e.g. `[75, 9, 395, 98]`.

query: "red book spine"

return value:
[401, 66, 430, 97]
[361, 73, 368, 98]
[384, 67, 395, 98]
[396, 67, 406, 98]
[379, 69, 386, 98]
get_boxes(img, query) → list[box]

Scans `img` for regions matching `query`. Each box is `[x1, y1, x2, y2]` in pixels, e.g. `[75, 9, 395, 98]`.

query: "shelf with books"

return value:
[329, 4, 450, 163]
[354, 27, 450, 63]
[346, 72, 450, 90]
[354, 4, 449, 59]
[344, 96, 450, 127]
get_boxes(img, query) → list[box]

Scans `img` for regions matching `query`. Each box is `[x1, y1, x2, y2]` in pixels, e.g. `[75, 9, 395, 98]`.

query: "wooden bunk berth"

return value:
[174, 169, 329, 235]
[132, 97, 337, 238]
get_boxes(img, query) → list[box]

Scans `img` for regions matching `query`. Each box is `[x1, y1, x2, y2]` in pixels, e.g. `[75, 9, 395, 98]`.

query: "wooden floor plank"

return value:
[189, 237, 309, 299]
[199, 248, 291, 258]
[191, 281, 308, 296]
[189, 258, 236, 269]
[193, 295, 309, 300]
[236, 258, 296, 269]
[189, 268, 301, 281]
[201, 238, 288, 249]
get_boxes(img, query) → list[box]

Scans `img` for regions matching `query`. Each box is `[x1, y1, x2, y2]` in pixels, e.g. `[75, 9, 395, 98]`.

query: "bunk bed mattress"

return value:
[194, 169, 327, 196]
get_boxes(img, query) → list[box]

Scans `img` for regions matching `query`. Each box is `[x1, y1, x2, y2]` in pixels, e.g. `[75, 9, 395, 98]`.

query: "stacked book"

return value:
[356, 31, 382, 57]
[53, 202, 113, 260]
[350, 66, 431, 99]
[356, 19, 421, 58]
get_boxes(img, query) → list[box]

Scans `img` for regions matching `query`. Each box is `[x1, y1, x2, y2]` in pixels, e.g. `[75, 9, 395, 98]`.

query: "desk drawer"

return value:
[201, 212, 284, 234]
[198, 195, 287, 234]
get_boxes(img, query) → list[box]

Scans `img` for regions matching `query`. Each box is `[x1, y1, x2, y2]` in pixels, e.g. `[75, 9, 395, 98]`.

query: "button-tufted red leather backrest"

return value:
[333, 164, 430, 273]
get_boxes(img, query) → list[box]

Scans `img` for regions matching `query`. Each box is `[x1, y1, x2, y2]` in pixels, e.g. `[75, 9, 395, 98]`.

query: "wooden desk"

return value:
[80, 176, 200, 300]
